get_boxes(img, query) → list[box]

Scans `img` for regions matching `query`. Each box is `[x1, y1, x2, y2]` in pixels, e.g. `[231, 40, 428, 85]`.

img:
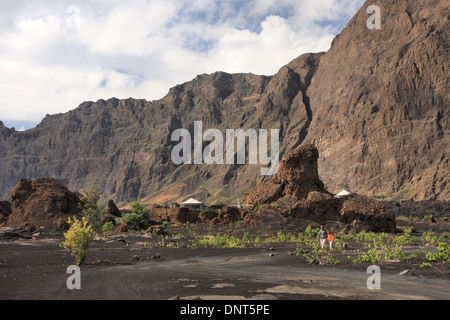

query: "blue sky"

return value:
[0, 0, 365, 131]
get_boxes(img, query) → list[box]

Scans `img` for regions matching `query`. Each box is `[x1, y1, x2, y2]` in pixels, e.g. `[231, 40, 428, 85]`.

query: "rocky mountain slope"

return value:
[0, 0, 448, 205]
[305, 0, 449, 201]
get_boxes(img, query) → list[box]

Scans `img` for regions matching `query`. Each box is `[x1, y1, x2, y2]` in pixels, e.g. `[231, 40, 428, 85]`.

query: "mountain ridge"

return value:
[0, 0, 448, 204]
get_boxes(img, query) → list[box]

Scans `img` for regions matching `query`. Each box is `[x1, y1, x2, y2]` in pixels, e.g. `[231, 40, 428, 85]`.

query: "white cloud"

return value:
[77, 0, 180, 56]
[0, 0, 365, 128]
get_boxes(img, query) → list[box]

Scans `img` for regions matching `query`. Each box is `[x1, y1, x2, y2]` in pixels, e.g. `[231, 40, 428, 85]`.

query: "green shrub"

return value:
[102, 221, 115, 234]
[422, 230, 438, 247]
[425, 243, 450, 268]
[242, 232, 251, 243]
[336, 230, 355, 241]
[79, 185, 106, 232]
[124, 199, 152, 230]
[61, 217, 97, 265]
[304, 225, 318, 239]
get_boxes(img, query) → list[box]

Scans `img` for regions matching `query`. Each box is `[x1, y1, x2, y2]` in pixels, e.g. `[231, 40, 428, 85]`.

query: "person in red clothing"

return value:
[327, 230, 334, 250]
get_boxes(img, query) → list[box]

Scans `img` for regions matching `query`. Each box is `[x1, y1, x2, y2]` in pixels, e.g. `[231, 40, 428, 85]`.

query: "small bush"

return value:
[304, 225, 318, 239]
[79, 185, 106, 232]
[422, 230, 438, 247]
[61, 217, 97, 265]
[426, 243, 450, 268]
[102, 221, 115, 234]
[296, 239, 340, 265]
[242, 232, 251, 243]
[124, 199, 151, 230]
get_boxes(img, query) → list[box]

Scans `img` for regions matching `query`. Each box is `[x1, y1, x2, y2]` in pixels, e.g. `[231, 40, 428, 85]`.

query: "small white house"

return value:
[180, 198, 204, 211]
[335, 190, 352, 198]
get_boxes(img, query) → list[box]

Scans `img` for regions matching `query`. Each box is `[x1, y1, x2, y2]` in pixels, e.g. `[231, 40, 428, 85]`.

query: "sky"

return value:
[0, 0, 365, 131]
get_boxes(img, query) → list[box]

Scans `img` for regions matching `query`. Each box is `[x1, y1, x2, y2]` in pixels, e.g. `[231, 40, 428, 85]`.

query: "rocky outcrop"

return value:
[242, 144, 329, 206]
[211, 206, 246, 225]
[106, 200, 122, 217]
[243, 144, 396, 232]
[6, 177, 81, 230]
[150, 206, 200, 225]
[339, 194, 396, 233]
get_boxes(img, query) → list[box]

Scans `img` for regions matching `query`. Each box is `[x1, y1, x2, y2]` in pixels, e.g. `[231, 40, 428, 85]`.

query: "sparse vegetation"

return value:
[60, 217, 97, 265]
[102, 221, 115, 235]
[64, 209, 450, 274]
[349, 229, 415, 266]
[123, 199, 152, 230]
[195, 233, 246, 249]
[422, 230, 438, 247]
[296, 243, 340, 265]
[425, 242, 450, 269]
[79, 184, 106, 232]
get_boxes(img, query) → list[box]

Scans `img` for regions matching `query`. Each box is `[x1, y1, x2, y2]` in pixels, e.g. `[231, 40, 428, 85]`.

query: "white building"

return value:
[180, 198, 204, 211]
[335, 190, 352, 198]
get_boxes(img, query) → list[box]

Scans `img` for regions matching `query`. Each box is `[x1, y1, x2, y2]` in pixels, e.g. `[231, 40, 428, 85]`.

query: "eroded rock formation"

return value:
[6, 177, 81, 230]
[243, 144, 396, 232]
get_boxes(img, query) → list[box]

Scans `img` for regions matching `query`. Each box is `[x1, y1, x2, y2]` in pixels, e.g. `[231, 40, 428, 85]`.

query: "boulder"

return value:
[146, 225, 166, 236]
[170, 207, 200, 224]
[289, 192, 342, 224]
[339, 194, 396, 233]
[7, 177, 81, 230]
[106, 199, 122, 217]
[151, 206, 200, 225]
[115, 220, 135, 233]
[211, 206, 246, 225]
[198, 210, 219, 222]
[101, 200, 125, 227]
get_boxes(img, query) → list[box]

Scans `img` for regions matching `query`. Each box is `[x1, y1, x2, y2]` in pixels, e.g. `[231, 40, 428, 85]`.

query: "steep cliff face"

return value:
[305, 0, 449, 200]
[0, 0, 448, 204]
[0, 53, 321, 204]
